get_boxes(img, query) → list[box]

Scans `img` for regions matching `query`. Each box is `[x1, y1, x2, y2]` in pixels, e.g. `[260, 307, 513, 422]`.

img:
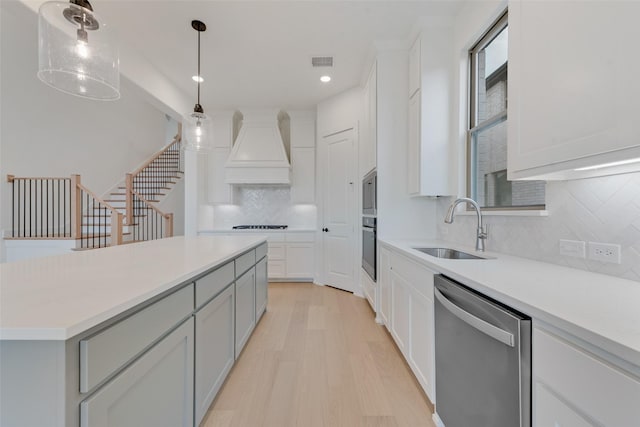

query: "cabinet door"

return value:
[291, 147, 315, 204]
[408, 92, 421, 195]
[390, 269, 410, 357]
[80, 318, 194, 427]
[235, 267, 256, 356]
[361, 62, 377, 176]
[408, 37, 421, 98]
[379, 247, 391, 328]
[508, 1, 640, 179]
[535, 382, 593, 427]
[208, 148, 233, 204]
[194, 286, 235, 426]
[268, 259, 286, 279]
[255, 257, 268, 320]
[286, 243, 314, 278]
[409, 288, 435, 402]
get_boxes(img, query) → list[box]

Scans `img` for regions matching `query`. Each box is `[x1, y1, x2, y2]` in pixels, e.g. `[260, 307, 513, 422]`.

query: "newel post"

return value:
[165, 213, 174, 238]
[70, 174, 81, 239]
[125, 173, 133, 226]
[112, 212, 123, 245]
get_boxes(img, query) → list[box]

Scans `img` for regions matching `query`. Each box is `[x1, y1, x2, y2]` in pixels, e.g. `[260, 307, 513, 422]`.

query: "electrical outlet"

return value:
[559, 239, 586, 258]
[588, 242, 622, 264]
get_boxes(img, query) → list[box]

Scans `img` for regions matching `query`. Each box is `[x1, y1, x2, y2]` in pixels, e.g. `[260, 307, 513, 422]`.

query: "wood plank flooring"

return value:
[201, 282, 435, 427]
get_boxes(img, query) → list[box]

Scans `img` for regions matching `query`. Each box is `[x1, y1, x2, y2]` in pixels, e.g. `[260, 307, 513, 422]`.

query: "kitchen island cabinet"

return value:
[0, 236, 268, 427]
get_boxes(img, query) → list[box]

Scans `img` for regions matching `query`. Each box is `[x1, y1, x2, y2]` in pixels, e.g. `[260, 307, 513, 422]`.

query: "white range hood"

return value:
[225, 109, 291, 184]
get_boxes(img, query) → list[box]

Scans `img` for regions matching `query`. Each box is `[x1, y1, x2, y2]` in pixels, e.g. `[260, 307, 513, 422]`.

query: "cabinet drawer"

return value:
[286, 232, 315, 243]
[256, 242, 268, 261]
[80, 284, 194, 393]
[533, 328, 640, 426]
[80, 318, 194, 427]
[268, 243, 285, 260]
[195, 261, 234, 308]
[235, 250, 255, 277]
[389, 252, 434, 300]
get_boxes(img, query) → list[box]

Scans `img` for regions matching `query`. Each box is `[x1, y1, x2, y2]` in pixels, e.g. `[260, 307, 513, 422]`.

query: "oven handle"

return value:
[434, 288, 514, 347]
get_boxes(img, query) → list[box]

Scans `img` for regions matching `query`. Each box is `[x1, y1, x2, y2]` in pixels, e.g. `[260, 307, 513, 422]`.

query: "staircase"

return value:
[6, 135, 183, 251]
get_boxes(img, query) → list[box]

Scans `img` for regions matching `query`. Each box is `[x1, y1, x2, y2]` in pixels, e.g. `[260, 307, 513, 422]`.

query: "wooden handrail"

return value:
[131, 133, 182, 177]
[76, 182, 121, 213]
[8, 175, 71, 182]
[131, 190, 172, 218]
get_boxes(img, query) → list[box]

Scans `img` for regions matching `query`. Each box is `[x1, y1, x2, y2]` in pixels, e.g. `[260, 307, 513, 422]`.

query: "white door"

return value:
[322, 129, 356, 292]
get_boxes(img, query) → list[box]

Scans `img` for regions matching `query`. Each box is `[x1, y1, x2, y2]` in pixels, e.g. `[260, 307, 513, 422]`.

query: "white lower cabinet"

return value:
[535, 383, 592, 427]
[533, 326, 640, 426]
[255, 256, 268, 320]
[286, 242, 314, 279]
[80, 318, 194, 427]
[390, 268, 411, 356]
[408, 285, 434, 398]
[194, 285, 235, 426]
[382, 244, 436, 402]
[235, 267, 256, 356]
[378, 247, 391, 327]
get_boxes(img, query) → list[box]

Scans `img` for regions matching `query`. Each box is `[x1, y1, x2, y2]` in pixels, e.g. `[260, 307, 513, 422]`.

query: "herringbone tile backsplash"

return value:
[437, 172, 640, 282]
[212, 186, 316, 229]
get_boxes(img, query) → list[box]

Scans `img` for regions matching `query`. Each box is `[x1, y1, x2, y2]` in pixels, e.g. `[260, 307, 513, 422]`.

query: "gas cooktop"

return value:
[232, 225, 288, 230]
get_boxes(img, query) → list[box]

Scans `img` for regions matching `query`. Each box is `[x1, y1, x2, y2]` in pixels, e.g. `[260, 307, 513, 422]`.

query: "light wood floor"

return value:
[201, 282, 436, 427]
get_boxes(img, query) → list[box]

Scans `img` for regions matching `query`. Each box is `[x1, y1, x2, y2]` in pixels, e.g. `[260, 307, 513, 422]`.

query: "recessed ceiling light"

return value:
[192, 75, 204, 83]
[320, 75, 331, 83]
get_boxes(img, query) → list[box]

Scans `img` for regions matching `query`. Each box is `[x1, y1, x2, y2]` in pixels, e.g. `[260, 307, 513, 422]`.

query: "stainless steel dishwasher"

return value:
[434, 275, 531, 427]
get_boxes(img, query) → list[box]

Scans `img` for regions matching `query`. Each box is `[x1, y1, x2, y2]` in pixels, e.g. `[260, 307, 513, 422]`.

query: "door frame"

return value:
[315, 123, 362, 296]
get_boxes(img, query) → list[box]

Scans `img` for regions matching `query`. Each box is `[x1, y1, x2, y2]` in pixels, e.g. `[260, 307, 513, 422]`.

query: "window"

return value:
[468, 12, 545, 210]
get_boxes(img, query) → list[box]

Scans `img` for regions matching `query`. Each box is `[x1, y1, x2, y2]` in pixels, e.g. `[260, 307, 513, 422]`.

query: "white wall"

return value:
[439, 0, 640, 283]
[316, 87, 363, 137]
[375, 48, 437, 241]
[0, 1, 182, 258]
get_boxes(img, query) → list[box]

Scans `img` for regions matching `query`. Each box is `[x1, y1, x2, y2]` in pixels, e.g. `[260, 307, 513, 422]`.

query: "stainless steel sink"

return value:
[412, 247, 487, 260]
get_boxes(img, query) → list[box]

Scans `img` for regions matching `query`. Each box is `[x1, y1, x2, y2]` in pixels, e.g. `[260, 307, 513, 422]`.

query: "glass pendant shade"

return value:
[38, 1, 120, 100]
[183, 110, 213, 151]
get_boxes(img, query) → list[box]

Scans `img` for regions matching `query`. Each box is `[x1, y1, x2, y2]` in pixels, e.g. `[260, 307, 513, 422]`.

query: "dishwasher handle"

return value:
[434, 287, 515, 347]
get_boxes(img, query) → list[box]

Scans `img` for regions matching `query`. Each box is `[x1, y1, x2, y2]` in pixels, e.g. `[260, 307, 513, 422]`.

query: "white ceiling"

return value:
[94, 1, 464, 111]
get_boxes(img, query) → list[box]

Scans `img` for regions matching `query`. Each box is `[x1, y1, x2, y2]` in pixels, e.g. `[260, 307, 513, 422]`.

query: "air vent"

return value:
[311, 56, 333, 67]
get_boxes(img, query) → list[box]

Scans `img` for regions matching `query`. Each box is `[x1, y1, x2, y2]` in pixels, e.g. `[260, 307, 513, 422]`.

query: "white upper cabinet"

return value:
[408, 37, 420, 98]
[289, 110, 316, 204]
[508, 1, 640, 180]
[407, 31, 454, 196]
[361, 62, 377, 177]
[208, 111, 235, 204]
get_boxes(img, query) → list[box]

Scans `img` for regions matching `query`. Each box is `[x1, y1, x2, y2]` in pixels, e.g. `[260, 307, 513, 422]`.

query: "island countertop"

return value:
[0, 235, 267, 341]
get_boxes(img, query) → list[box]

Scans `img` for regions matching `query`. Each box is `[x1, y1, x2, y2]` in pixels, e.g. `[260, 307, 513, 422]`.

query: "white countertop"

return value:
[380, 239, 640, 370]
[200, 228, 316, 233]
[0, 235, 266, 341]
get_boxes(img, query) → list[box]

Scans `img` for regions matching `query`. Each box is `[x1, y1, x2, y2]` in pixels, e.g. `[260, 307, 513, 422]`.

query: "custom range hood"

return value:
[225, 109, 291, 184]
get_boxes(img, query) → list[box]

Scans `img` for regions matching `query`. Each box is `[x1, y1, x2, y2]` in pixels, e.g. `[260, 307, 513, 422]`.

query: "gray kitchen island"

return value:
[0, 235, 268, 427]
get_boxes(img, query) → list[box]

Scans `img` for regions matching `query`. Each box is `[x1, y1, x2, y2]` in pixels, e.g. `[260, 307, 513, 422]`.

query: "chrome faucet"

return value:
[444, 197, 487, 252]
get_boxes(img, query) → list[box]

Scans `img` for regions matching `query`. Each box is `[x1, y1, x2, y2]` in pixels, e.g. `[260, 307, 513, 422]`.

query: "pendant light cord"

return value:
[197, 29, 201, 106]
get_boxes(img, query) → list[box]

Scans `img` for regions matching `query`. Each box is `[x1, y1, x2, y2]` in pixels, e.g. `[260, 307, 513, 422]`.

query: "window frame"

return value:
[466, 11, 546, 211]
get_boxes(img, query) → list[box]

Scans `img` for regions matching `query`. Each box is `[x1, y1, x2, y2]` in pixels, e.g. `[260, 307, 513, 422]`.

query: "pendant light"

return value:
[37, 0, 120, 100]
[182, 20, 213, 151]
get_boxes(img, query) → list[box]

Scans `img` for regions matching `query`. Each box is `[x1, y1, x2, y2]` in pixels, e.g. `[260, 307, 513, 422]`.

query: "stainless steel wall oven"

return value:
[362, 169, 377, 216]
[362, 216, 376, 281]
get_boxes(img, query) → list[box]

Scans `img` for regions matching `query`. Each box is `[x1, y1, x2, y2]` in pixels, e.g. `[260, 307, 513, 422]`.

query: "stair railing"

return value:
[6, 174, 123, 248]
[130, 190, 173, 243]
[76, 176, 123, 248]
[7, 174, 73, 238]
[125, 128, 182, 226]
